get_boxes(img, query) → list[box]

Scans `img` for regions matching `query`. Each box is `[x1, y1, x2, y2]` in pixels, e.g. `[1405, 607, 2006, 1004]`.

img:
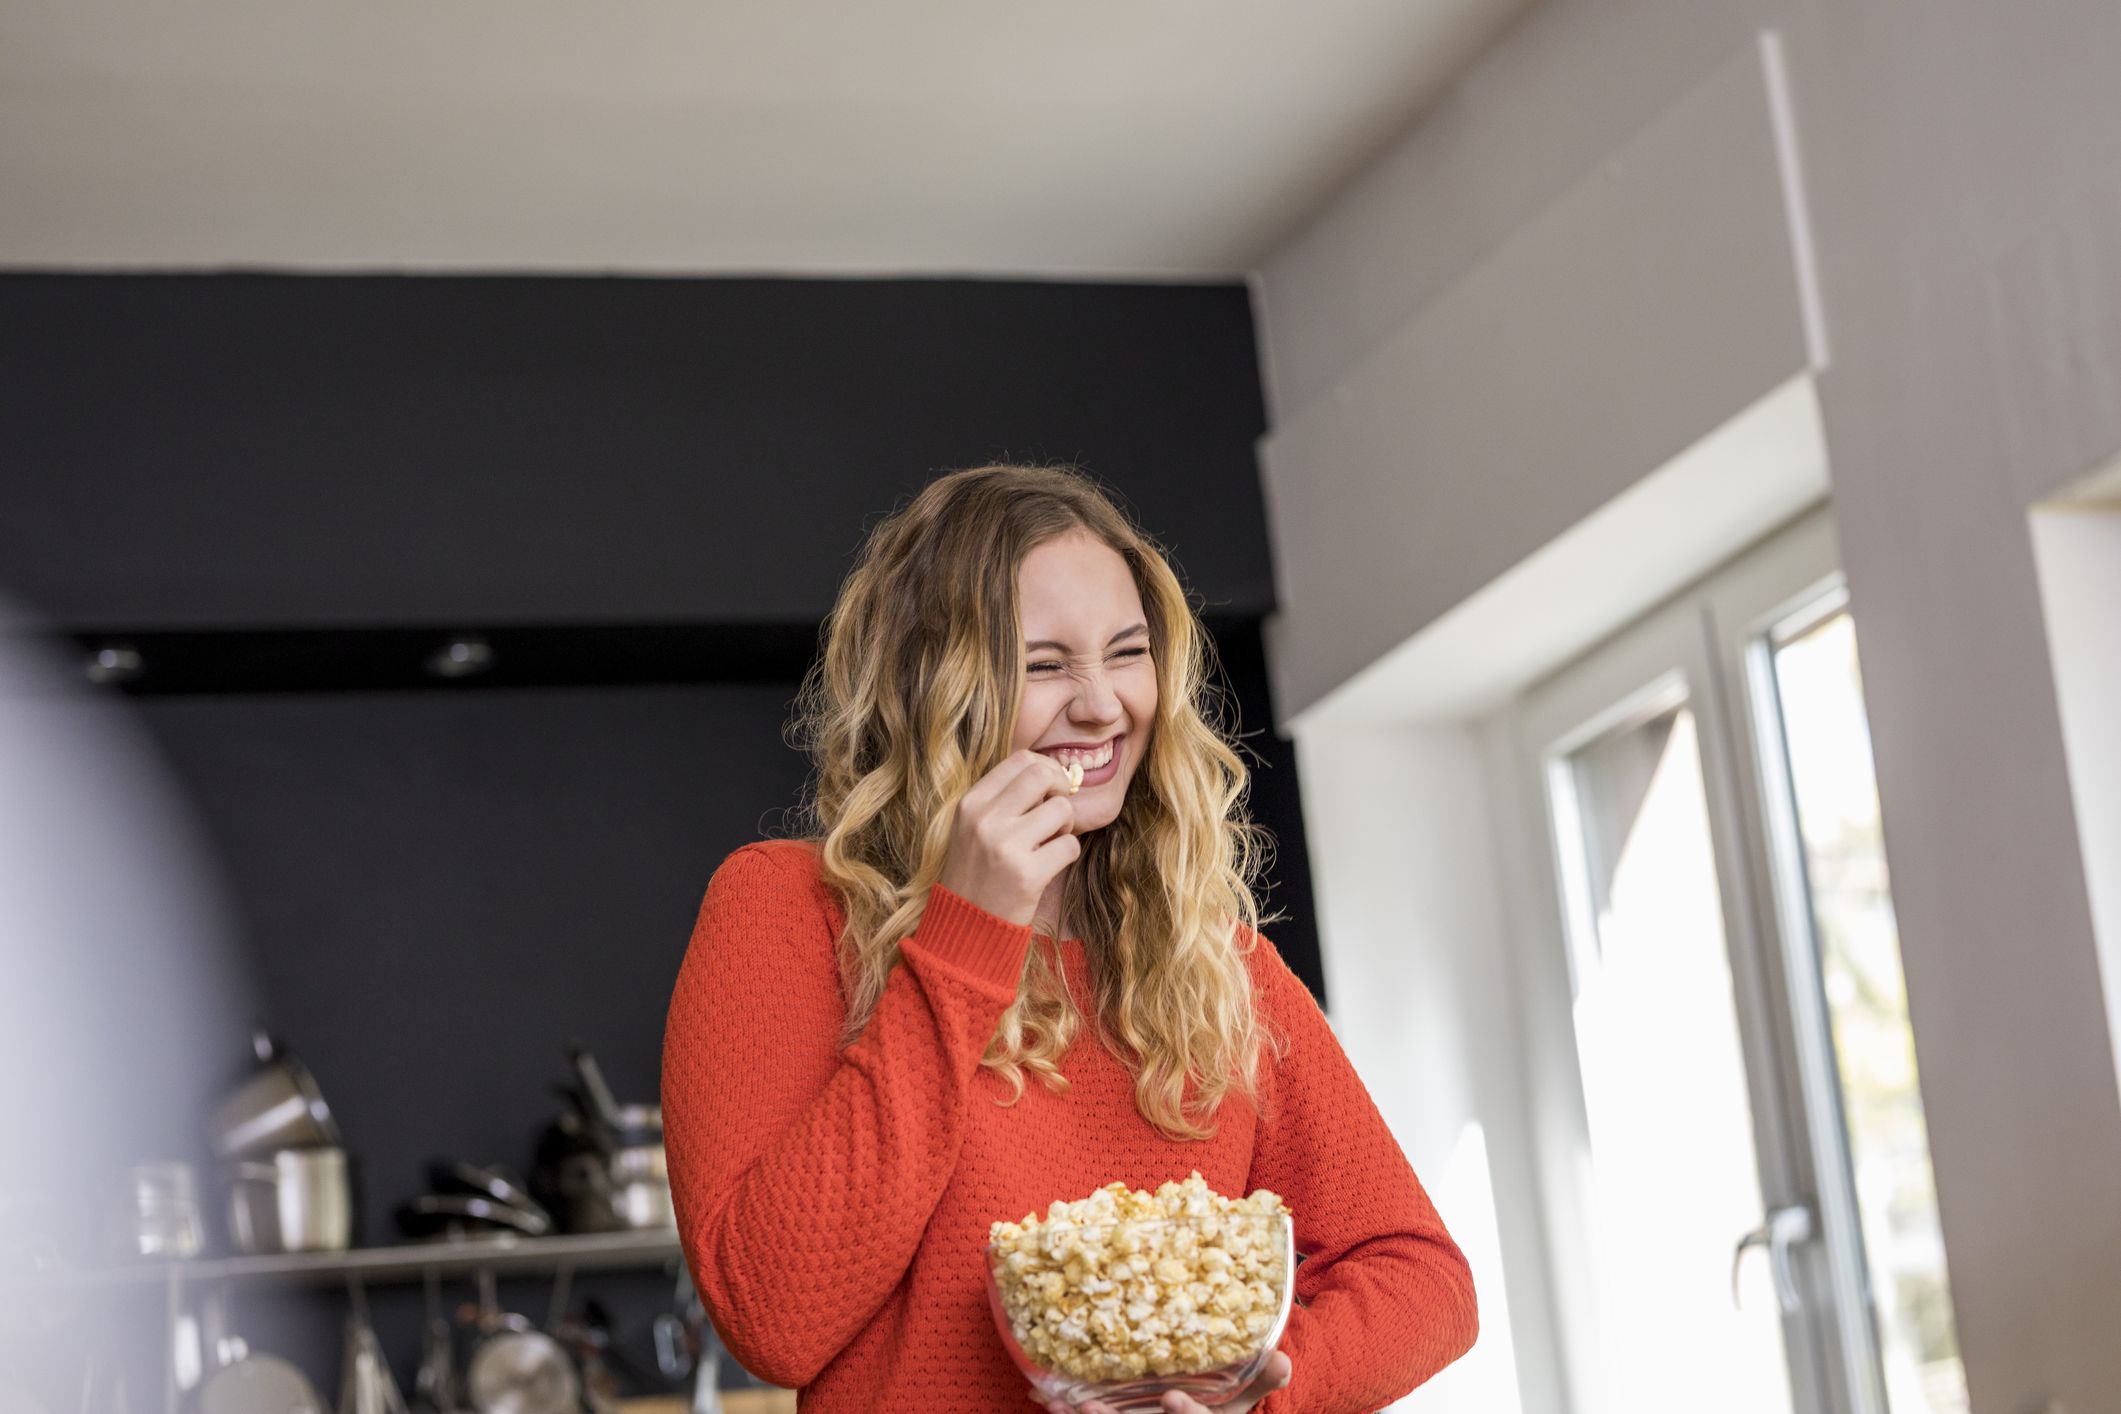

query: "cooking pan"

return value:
[428, 1162, 554, 1230]
[398, 1194, 551, 1241]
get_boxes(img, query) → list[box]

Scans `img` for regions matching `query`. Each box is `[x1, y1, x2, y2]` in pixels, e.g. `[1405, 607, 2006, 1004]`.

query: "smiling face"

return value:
[1009, 529, 1158, 833]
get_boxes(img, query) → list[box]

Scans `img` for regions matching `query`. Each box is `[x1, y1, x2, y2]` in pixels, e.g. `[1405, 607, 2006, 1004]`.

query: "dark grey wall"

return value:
[0, 273, 1276, 627]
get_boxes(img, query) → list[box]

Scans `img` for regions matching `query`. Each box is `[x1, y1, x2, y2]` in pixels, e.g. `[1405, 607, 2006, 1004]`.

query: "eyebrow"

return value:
[1025, 622, 1149, 654]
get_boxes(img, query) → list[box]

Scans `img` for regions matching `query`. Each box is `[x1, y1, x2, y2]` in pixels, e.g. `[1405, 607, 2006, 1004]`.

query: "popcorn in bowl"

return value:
[984, 1172, 1294, 1411]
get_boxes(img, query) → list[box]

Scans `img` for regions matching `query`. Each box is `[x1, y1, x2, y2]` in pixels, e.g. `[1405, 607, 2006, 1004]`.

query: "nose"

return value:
[1070, 662, 1124, 724]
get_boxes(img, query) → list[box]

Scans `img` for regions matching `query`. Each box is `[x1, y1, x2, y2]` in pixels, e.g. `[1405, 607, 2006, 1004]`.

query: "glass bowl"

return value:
[983, 1211, 1295, 1413]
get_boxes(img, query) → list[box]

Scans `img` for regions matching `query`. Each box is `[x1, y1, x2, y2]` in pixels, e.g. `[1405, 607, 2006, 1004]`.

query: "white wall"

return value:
[1293, 722, 1547, 1413]
[1251, 2, 2121, 1411]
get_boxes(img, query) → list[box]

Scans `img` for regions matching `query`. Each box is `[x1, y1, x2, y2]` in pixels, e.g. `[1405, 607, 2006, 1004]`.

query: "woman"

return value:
[660, 465, 1478, 1412]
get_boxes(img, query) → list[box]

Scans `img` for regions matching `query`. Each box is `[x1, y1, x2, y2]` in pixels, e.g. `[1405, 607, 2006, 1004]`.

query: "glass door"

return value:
[1516, 583, 1831, 1414]
[1507, 500, 1965, 1414]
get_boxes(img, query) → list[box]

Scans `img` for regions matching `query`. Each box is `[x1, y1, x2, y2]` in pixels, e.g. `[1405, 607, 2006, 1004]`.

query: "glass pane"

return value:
[1558, 698, 1796, 1414]
[1770, 611, 1968, 1414]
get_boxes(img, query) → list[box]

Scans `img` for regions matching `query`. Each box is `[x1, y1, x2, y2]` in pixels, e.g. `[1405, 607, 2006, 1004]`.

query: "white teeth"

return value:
[1047, 741, 1115, 769]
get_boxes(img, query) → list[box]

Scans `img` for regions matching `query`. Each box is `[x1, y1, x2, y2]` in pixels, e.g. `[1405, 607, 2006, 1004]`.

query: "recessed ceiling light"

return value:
[426, 636, 495, 679]
[84, 644, 144, 686]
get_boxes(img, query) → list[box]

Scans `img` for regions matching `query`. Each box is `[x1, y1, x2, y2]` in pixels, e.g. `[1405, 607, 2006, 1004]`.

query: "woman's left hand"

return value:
[1044, 1351, 1293, 1414]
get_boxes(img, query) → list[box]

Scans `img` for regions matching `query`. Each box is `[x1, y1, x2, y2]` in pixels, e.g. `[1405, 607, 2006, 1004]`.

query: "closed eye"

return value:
[1028, 647, 1150, 674]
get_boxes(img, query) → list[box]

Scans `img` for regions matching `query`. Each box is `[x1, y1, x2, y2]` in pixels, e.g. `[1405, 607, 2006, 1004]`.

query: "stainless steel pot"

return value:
[553, 1145, 672, 1232]
[209, 1032, 341, 1159]
[224, 1147, 352, 1254]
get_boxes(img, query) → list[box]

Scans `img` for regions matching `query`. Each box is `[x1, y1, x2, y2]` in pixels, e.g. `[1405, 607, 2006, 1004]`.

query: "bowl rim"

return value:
[981, 1210, 1290, 1253]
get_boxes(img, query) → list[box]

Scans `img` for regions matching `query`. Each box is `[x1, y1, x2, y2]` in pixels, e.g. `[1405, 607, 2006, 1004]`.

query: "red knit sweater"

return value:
[660, 838, 1478, 1411]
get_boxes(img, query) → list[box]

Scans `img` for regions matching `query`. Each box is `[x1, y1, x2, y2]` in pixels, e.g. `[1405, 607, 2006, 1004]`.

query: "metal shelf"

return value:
[40, 1228, 683, 1292]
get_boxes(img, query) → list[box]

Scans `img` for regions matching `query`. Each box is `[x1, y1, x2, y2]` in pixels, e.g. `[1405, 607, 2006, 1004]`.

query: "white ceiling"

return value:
[0, 0, 1530, 278]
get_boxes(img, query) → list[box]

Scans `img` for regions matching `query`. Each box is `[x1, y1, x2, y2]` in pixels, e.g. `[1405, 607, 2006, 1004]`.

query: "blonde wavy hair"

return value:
[780, 463, 1290, 1142]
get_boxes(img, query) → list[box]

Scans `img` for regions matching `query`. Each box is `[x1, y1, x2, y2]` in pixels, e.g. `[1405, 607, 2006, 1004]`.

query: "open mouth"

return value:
[1041, 733, 1123, 787]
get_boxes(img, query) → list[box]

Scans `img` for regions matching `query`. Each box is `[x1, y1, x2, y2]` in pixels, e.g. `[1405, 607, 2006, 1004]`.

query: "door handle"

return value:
[1732, 1203, 1814, 1315]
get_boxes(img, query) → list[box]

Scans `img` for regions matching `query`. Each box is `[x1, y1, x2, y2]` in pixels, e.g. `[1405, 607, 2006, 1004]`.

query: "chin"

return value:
[1076, 796, 1127, 835]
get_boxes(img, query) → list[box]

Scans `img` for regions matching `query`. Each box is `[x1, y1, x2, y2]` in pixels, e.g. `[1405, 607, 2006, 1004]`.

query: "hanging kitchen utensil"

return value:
[197, 1352, 328, 1414]
[661, 1267, 719, 1414]
[336, 1284, 410, 1414]
[412, 1271, 459, 1414]
[193, 1284, 326, 1414]
[650, 1314, 690, 1383]
[461, 1269, 579, 1414]
[547, 1297, 621, 1414]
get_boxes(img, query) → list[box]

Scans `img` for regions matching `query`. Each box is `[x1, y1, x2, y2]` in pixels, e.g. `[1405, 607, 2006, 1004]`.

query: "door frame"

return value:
[1698, 502, 1885, 1414]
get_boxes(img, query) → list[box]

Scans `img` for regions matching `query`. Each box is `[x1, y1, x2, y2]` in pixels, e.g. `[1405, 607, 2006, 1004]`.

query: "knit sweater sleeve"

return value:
[1243, 929, 1480, 1413]
[659, 841, 1034, 1390]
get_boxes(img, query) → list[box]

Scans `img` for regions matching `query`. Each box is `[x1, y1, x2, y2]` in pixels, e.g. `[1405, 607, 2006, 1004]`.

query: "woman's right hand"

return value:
[938, 748, 1082, 926]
